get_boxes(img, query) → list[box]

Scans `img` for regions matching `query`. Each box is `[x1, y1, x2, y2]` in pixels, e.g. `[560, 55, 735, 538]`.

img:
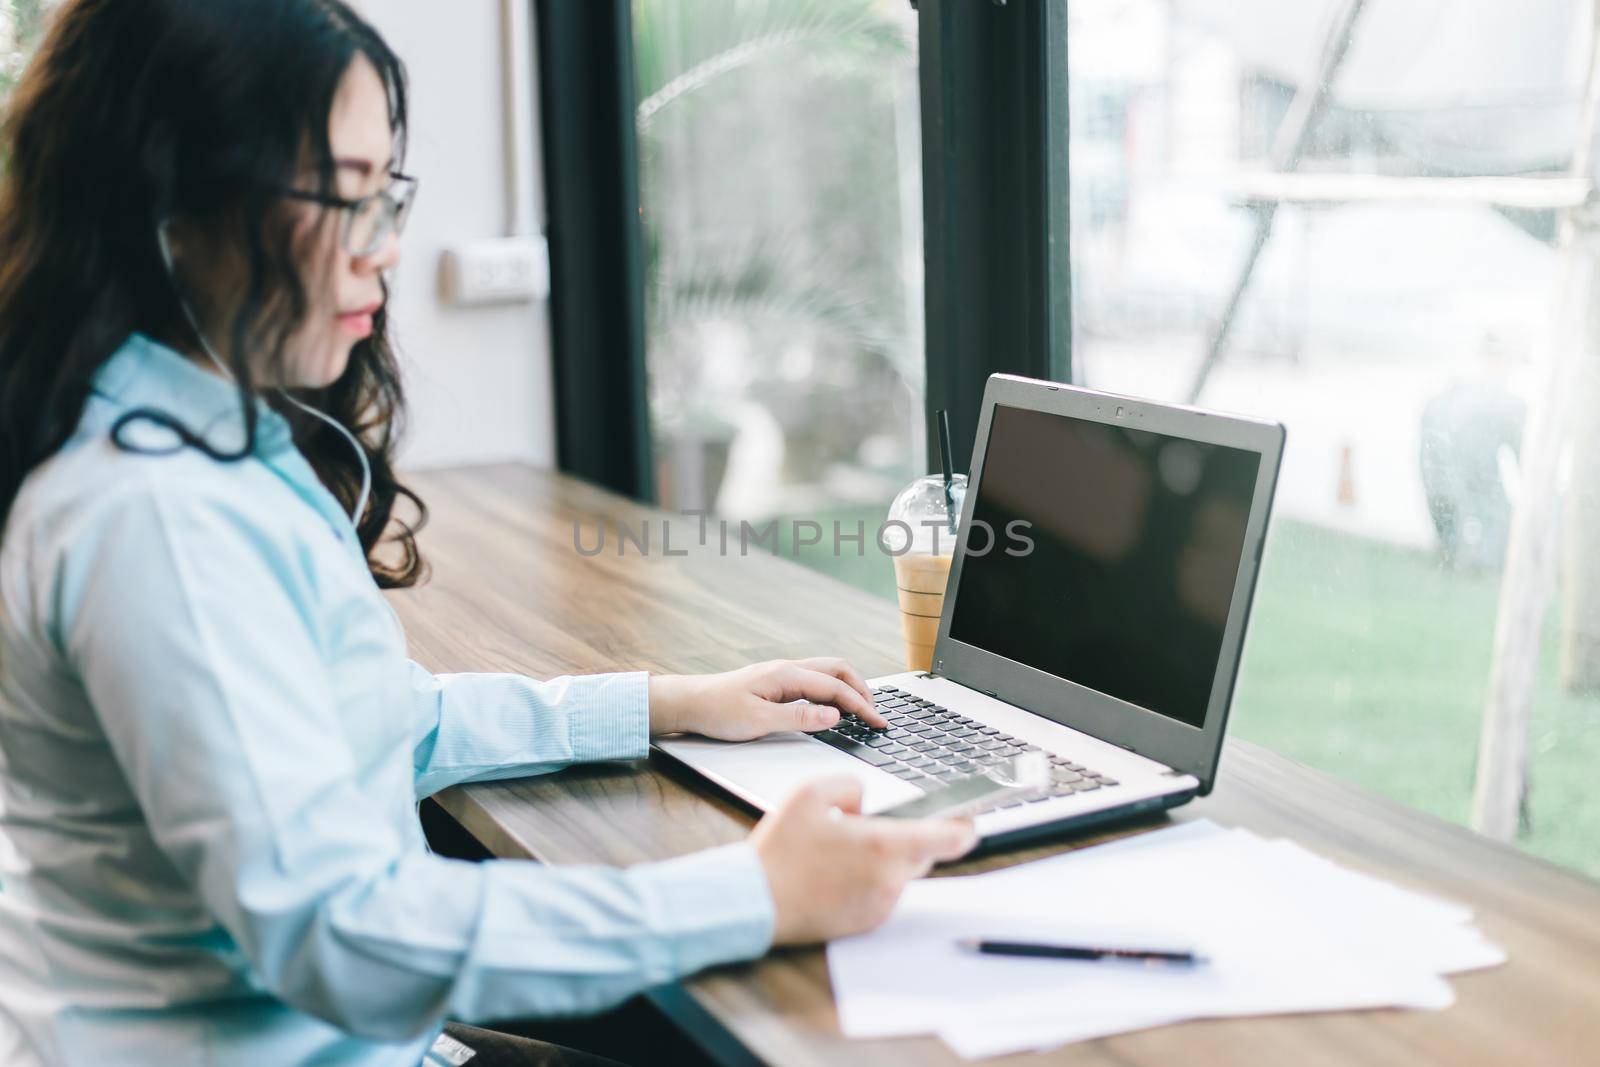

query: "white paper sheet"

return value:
[824, 820, 1505, 1059]
[938, 1009, 1188, 1060]
[932, 833, 1505, 1058]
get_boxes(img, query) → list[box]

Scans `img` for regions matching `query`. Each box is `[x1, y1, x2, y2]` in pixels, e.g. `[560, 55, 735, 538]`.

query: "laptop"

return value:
[657, 373, 1285, 848]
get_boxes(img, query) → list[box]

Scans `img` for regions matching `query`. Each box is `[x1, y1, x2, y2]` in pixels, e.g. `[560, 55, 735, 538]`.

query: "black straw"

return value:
[936, 409, 957, 535]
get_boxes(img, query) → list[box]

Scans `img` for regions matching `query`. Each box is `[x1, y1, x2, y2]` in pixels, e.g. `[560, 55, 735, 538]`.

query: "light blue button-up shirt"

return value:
[0, 334, 774, 1066]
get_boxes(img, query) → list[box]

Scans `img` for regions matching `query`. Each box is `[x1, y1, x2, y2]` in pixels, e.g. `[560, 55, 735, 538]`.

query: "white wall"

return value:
[361, 1, 556, 470]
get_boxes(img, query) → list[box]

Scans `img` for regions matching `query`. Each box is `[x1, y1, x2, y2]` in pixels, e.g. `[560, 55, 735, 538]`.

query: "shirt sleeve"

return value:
[408, 663, 649, 800]
[58, 479, 774, 1040]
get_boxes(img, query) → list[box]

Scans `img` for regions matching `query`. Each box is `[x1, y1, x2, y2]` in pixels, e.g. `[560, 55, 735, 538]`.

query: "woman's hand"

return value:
[647, 657, 889, 741]
[750, 775, 977, 944]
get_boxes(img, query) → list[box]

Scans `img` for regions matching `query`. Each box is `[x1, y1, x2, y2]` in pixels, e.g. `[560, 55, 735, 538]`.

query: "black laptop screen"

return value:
[946, 404, 1261, 729]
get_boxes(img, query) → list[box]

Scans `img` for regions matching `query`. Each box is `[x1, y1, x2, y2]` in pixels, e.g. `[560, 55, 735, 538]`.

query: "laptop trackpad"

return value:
[662, 732, 922, 814]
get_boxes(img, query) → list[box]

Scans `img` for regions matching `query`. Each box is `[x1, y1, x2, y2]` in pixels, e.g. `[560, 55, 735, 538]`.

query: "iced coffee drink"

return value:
[885, 474, 967, 672]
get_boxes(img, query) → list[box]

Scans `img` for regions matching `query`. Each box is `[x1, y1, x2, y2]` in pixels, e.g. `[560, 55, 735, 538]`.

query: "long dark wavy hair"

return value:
[0, 0, 427, 588]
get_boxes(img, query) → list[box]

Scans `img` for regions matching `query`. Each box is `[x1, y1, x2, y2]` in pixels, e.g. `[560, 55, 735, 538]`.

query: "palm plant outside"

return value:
[632, 0, 924, 515]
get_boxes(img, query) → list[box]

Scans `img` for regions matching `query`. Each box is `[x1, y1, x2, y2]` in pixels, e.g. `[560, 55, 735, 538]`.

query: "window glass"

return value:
[0, 1, 53, 106]
[632, 0, 923, 601]
[1068, 0, 1599, 877]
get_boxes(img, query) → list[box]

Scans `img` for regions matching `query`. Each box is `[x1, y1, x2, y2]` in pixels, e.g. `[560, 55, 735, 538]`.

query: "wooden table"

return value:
[390, 463, 1600, 1067]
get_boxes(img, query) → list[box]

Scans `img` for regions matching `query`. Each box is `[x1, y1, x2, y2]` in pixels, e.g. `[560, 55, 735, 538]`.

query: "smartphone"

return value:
[878, 751, 1049, 819]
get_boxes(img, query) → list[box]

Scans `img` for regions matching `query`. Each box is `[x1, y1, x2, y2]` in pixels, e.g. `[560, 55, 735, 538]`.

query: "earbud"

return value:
[152, 220, 371, 529]
[155, 219, 178, 273]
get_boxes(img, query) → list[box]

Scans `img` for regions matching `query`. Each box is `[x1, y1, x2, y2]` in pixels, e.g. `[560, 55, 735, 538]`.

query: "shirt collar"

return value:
[89, 333, 294, 455]
[86, 333, 367, 557]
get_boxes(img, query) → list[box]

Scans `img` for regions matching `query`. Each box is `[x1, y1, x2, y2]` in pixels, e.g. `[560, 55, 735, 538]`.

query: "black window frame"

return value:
[916, 0, 1071, 475]
[537, 0, 655, 502]
[538, 0, 1070, 495]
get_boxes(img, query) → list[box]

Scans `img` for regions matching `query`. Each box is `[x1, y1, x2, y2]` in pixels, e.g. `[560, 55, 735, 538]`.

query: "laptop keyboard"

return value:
[811, 686, 1120, 812]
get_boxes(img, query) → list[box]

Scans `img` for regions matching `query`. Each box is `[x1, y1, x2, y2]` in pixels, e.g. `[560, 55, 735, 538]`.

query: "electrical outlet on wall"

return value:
[439, 235, 549, 306]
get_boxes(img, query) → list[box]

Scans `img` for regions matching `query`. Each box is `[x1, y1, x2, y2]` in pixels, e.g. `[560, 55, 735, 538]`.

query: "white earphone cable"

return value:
[155, 222, 372, 529]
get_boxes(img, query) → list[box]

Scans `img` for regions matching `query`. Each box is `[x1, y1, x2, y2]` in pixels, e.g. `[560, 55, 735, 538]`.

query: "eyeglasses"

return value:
[279, 173, 418, 257]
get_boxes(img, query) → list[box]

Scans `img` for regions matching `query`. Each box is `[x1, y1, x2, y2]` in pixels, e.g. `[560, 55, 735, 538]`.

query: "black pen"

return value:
[957, 938, 1206, 966]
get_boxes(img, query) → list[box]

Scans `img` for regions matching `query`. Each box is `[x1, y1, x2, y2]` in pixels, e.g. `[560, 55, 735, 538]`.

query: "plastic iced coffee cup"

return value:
[893, 550, 953, 671]
[885, 474, 967, 672]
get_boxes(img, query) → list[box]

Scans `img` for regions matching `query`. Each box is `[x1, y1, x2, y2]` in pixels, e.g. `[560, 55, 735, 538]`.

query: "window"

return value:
[0, 1, 53, 107]
[2, 3, 35, 105]
[1068, 0, 1598, 877]
[632, 0, 923, 599]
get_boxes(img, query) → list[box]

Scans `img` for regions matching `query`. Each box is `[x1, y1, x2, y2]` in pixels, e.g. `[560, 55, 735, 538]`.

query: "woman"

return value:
[0, 2, 974, 1064]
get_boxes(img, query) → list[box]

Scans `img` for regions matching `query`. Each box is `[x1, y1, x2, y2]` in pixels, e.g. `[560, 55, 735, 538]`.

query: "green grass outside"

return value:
[771, 507, 1600, 880]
